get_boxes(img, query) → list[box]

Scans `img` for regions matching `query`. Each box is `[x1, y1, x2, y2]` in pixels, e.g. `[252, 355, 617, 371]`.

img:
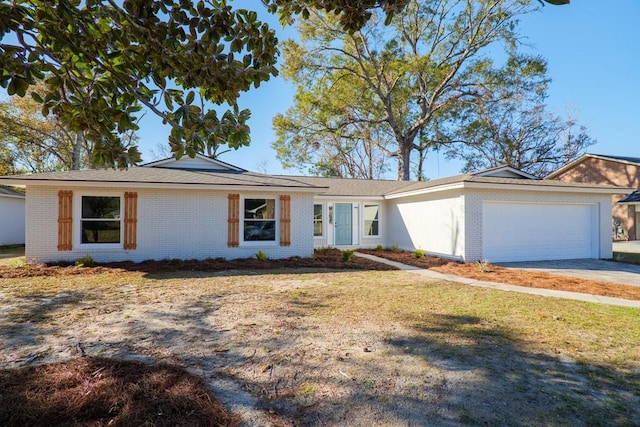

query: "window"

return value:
[364, 204, 380, 237]
[244, 198, 276, 241]
[313, 204, 323, 236]
[80, 196, 121, 244]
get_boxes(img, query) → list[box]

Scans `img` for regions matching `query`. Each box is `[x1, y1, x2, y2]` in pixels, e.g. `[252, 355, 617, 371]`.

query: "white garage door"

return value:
[482, 202, 598, 262]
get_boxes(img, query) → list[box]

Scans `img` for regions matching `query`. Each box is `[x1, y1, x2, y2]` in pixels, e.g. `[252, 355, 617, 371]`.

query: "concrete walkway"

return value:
[354, 252, 640, 308]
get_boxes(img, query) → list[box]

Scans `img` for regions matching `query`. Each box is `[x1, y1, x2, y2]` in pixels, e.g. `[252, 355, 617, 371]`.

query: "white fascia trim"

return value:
[475, 166, 538, 180]
[1, 179, 323, 194]
[462, 181, 633, 194]
[384, 182, 464, 199]
[141, 153, 245, 171]
[314, 195, 386, 201]
[0, 193, 25, 199]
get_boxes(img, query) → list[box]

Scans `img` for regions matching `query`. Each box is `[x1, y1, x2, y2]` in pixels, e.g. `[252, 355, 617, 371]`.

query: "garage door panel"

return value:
[482, 202, 597, 262]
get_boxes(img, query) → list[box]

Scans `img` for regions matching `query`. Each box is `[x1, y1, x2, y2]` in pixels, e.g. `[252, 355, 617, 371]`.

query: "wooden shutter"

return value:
[280, 195, 291, 247]
[57, 190, 73, 251]
[124, 192, 138, 250]
[228, 194, 240, 247]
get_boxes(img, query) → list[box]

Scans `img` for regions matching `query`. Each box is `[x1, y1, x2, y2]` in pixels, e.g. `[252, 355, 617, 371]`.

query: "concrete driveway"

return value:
[497, 259, 640, 287]
[613, 241, 640, 254]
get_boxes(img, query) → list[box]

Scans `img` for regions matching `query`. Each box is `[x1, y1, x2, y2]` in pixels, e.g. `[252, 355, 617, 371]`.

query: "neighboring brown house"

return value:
[547, 154, 639, 240]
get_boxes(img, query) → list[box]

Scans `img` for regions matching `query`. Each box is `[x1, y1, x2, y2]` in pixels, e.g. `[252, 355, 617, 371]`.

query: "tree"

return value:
[265, 0, 567, 32]
[0, 85, 139, 172]
[0, 0, 279, 163]
[445, 78, 595, 177]
[272, 59, 392, 178]
[273, 0, 544, 180]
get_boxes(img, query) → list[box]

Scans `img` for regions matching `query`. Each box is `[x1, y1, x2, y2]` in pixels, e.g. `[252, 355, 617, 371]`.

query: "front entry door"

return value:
[335, 203, 352, 245]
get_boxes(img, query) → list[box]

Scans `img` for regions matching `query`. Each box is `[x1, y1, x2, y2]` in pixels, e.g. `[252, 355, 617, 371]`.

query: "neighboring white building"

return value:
[0, 156, 628, 263]
[0, 185, 25, 246]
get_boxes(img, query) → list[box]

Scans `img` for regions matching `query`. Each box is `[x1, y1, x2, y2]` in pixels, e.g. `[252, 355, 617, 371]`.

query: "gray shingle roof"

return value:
[0, 165, 628, 197]
[590, 154, 640, 165]
[281, 176, 409, 197]
[620, 191, 640, 203]
[384, 172, 628, 196]
[0, 167, 325, 191]
[0, 185, 24, 197]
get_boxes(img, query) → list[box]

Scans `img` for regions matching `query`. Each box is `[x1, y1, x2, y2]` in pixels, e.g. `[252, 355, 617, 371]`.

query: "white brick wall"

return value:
[0, 195, 25, 245]
[388, 190, 465, 259]
[26, 186, 315, 263]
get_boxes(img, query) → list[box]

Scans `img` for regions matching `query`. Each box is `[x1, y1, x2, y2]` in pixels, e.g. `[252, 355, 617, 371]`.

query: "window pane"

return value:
[313, 204, 323, 236]
[82, 196, 120, 219]
[363, 205, 379, 222]
[81, 220, 121, 243]
[244, 220, 276, 241]
[365, 220, 379, 236]
[245, 199, 275, 220]
[364, 205, 379, 236]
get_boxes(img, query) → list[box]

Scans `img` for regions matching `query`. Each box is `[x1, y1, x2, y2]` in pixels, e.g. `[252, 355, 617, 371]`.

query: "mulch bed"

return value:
[0, 357, 239, 426]
[0, 248, 397, 278]
[360, 249, 640, 301]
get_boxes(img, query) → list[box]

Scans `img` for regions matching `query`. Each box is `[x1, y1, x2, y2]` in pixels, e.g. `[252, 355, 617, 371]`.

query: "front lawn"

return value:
[1, 267, 638, 425]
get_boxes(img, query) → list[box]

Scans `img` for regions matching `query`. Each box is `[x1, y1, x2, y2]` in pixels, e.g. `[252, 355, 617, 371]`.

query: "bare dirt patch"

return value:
[359, 249, 640, 300]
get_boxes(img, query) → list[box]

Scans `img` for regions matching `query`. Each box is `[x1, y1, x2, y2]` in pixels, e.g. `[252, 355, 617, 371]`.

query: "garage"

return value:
[482, 202, 598, 262]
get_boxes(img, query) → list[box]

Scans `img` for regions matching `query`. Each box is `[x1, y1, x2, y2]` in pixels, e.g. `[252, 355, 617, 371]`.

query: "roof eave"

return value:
[463, 181, 632, 194]
[384, 182, 465, 199]
[0, 178, 324, 193]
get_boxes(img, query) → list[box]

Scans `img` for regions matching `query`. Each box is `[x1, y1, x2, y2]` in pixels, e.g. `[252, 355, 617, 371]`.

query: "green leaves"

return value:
[1, 0, 280, 163]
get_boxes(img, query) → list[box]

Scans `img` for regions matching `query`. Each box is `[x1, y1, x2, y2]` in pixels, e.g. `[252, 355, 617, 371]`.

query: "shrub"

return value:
[255, 251, 268, 262]
[477, 259, 490, 273]
[375, 244, 383, 251]
[75, 255, 96, 268]
[390, 244, 400, 253]
[413, 249, 426, 259]
[342, 249, 355, 262]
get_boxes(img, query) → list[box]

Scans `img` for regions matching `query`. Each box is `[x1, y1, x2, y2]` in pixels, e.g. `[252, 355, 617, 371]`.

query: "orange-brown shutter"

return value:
[57, 190, 73, 251]
[228, 194, 240, 247]
[124, 192, 138, 250]
[280, 195, 291, 247]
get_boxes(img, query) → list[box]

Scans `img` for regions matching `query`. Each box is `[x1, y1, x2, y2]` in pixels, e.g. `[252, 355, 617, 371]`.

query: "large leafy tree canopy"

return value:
[0, 0, 279, 165]
[0, 0, 568, 170]
[274, 0, 548, 180]
[0, 83, 140, 173]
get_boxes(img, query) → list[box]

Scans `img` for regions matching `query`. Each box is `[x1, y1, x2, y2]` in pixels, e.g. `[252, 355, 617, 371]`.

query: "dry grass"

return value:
[1, 253, 639, 424]
[0, 245, 25, 266]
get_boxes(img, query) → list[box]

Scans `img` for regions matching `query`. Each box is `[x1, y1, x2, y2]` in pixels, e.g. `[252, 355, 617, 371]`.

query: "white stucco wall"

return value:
[463, 188, 613, 262]
[387, 190, 466, 259]
[0, 195, 25, 245]
[26, 186, 314, 263]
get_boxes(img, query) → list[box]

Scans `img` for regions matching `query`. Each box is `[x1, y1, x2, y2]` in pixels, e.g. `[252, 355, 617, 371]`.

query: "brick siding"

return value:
[26, 186, 314, 263]
[552, 157, 639, 240]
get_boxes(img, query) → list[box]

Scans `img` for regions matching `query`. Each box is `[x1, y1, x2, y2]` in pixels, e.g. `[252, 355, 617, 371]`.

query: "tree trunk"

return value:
[397, 142, 412, 181]
[72, 131, 83, 170]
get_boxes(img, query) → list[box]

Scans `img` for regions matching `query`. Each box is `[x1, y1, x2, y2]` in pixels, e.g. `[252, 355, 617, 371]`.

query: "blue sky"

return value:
[135, 1, 640, 179]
